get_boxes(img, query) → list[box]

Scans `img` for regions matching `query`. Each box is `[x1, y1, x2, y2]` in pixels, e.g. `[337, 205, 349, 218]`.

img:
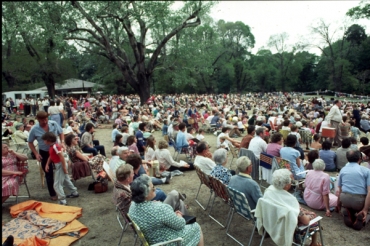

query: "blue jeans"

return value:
[138, 165, 164, 185]
[153, 188, 166, 202]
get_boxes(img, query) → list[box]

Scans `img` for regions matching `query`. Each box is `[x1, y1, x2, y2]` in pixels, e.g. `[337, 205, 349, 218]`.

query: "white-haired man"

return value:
[228, 156, 262, 210]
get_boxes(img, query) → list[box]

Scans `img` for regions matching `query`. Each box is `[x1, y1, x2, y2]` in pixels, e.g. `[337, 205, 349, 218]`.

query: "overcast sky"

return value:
[208, 1, 370, 55]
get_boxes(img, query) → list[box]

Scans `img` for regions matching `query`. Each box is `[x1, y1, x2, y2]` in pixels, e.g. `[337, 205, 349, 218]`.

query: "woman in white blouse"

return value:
[154, 140, 192, 171]
[144, 136, 156, 161]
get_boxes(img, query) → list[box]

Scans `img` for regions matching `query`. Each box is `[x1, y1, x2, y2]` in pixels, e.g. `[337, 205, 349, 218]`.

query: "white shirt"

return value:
[217, 132, 230, 148]
[194, 155, 216, 175]
[326, 104, 343, 123]
[248, 135, 267, 159]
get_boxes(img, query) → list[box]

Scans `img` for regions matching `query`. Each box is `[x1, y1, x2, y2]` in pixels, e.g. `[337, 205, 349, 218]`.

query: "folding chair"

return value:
[239, 148, 260, 180]
[259, 152, 274, 190]
[127, 214, 183, 246]
[226, 186, 256, 246]
[228, 143, 239, 169]
[116, 206, 138, 246]
[7, 160, 31, 203]
[170, 138, 191, 162]
[208, 176, 233, 228]
[194, 166, 214, 210]
[10, 134, 28, 153]
[275, 157, 307, 192]
[255, 198, 324, 246]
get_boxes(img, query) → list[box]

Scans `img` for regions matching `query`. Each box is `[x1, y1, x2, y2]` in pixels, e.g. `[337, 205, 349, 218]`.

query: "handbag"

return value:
[94, 178, 108, 193]
[188, 118, 194, 124]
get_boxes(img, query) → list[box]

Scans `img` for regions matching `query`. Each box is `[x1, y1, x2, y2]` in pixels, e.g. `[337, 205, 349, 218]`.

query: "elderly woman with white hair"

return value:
[129, 175, 204, 246]
[209, 148, 235, 185]
[304, 159, 338, 217]
[256, 169, 322, 246]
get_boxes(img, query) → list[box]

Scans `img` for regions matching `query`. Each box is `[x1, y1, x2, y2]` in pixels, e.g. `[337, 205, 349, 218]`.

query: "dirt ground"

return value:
[2, 124, 370, 246]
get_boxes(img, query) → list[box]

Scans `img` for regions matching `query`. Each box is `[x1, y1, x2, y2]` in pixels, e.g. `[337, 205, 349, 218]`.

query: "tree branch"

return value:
[147, 5, 202, 74]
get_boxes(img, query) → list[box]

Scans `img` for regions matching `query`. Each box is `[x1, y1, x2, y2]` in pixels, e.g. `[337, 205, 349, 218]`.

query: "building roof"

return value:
[36, 78, 104, 91]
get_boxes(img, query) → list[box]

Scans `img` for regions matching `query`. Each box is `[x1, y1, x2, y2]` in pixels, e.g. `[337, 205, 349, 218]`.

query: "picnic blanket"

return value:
[2, 200, 88, 246]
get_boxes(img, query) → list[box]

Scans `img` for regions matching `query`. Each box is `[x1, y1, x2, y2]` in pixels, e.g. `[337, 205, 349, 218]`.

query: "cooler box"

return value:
[321, 127, 336, 138]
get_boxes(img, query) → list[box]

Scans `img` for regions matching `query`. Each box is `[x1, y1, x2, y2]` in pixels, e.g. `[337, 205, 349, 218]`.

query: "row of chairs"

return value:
[194, 166, 324, 246]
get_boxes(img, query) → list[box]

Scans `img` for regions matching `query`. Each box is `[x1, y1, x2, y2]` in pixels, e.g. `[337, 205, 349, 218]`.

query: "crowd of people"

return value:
[2, 92, 370, 244]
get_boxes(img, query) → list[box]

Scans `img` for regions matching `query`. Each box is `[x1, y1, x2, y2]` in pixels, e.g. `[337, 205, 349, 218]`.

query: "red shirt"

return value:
[49, 143, 62, 163]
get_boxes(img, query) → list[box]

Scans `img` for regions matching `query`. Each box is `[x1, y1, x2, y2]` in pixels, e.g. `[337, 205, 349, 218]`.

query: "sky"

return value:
[208, 1, 370, 55]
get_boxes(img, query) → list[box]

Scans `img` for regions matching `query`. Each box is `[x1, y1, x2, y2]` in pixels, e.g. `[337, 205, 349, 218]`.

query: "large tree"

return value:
[61, 1, 213, 104]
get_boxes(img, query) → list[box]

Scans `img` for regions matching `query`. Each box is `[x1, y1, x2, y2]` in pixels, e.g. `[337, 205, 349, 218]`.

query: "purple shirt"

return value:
[266, 143, 282, 157]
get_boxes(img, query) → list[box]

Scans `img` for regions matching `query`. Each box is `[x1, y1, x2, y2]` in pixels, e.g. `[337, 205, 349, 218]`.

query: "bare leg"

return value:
[197, 228, 204, 246]
[309, 232, 321, 246]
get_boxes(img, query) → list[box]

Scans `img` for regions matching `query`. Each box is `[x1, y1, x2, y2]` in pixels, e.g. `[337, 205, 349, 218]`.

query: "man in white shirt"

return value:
[194, 142, 216, 174]
[326, 100, 343, 146]
[248, 127, 267, 159]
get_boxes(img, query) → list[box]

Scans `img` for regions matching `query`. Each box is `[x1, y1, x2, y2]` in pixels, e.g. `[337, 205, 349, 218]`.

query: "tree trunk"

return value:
[115, 78, 127, 95]
[2, 71, 17, 89]
[137, 80, 150, 105]
[43, 73, 56, 99]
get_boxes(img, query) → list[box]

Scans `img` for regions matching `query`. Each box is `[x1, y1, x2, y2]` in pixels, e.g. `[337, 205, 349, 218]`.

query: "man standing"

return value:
[28, 111, 65, 201]
[228, 156, 263, 210]
[338, 150, 370, 230]
[326, 100, 343, 146]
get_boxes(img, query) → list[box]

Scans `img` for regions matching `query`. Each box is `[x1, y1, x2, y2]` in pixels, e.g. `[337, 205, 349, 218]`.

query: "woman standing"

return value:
[2, 143, 28, 203]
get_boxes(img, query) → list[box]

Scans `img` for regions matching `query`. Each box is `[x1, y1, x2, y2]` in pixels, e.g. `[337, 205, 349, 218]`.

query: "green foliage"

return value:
[346, 0, 370, 20]
[1, 1, 369, 96]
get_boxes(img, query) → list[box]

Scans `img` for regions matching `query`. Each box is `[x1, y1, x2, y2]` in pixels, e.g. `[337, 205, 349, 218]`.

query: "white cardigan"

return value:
[255, 185, 300, 246]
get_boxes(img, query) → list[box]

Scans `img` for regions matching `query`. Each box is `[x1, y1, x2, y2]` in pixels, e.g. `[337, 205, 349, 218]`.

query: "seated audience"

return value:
[304, 159, 338, 216]
[266, 132, 283, 157]
[305, 150, 319, 170]
[280, 135, 306, 179]
[338, 150, 370, 230]
[128, 175, 204, 245]
[228, 156, 262, 210]
[336, 138, 351, 171]
[155, 140, 192, 171]
[210, 148, 234, 185]
[2, 143, 28, 204]
[194, 141, 216, 174]
[239, 125, 255, 150]
[319, 140, 337, 172]
[310, 133, 322, 150]
[248, 127, 267, 159]
[255, 169, 322, 246]
[80, 123, 106, 156]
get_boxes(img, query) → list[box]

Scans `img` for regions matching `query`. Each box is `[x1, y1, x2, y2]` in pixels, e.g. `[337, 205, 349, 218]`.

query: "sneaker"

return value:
[59, 200, 67, 205]
[66, 192, 79, 198]
[342, 208, 353, 228]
